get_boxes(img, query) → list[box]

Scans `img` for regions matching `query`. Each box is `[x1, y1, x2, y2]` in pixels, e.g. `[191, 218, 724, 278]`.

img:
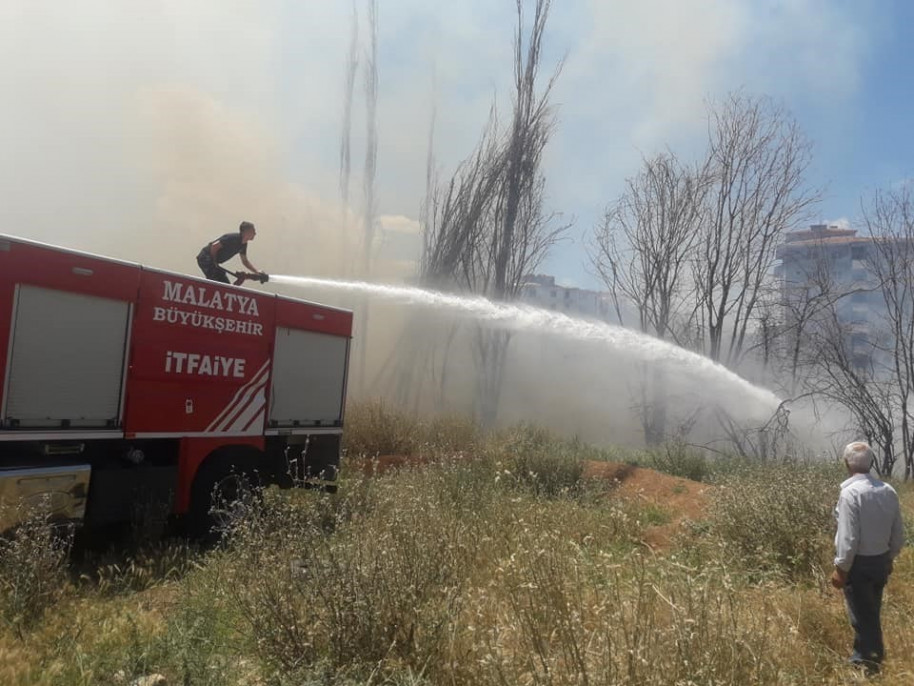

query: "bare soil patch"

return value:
[583, 461, 711, 548]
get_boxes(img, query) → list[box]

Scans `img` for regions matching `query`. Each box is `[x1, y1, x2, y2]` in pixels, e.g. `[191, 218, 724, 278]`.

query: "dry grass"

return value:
[0, 509, 73, 638]
[1, 402, 913, 685]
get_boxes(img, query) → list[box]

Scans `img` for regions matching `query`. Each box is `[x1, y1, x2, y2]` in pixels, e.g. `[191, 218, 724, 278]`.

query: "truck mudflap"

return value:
[0, 464, 91, 531]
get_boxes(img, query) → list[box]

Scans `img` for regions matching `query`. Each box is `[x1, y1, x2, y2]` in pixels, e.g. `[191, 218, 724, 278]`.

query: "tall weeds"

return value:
[699, 464, 839, 583]
[0, 508, 72, 636]
[1, 405, 909, 685]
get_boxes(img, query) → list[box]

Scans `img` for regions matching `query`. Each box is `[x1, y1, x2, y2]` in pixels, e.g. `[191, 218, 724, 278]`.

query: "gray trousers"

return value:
[844, 552, 891, 664]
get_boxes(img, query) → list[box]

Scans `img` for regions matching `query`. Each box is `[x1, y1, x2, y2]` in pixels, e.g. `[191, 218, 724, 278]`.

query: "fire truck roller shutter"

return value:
[4, 285, 130, 429]
[269, 328, 349, 427]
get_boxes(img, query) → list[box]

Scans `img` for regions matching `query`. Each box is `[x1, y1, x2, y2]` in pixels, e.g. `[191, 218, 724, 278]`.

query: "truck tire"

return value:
[187, 451, 263, 541]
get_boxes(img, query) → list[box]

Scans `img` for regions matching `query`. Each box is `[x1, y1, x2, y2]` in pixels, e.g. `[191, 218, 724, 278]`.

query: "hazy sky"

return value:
[2, 0, 912, 289]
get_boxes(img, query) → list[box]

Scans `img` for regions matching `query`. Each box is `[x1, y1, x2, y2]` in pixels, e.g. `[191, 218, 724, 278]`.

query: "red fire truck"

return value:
[0, 235, 352, 534]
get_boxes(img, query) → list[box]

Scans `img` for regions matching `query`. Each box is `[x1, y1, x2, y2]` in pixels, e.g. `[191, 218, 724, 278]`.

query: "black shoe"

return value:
[849, 656, 880, 677]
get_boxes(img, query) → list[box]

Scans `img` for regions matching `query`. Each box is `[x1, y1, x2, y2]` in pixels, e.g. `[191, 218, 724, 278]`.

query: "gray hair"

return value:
[843, 442, 875, 473]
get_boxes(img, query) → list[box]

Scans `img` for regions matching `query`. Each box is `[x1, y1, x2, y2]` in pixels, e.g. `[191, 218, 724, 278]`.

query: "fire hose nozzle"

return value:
[230, 270, 269, 286]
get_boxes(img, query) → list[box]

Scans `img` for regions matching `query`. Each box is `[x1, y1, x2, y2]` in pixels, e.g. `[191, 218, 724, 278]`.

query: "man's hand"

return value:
[241, 256, 259, 274]
[831, 567, 848, 590]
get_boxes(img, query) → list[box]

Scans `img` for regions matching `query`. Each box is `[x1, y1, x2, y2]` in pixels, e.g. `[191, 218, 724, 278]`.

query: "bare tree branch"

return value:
[696, 92, 821, 366]
[588, 152, 709, 443]
[418, 0, 566, 425]
[339, 0, 359, 212]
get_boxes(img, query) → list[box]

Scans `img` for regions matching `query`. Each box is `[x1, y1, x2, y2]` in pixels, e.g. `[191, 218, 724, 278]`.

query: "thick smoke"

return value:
[133, 86, 360, 279]
[0, 1, 867, 453]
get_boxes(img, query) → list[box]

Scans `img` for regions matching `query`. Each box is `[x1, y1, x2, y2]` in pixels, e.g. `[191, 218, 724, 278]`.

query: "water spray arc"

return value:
[270, 275, 782, 419]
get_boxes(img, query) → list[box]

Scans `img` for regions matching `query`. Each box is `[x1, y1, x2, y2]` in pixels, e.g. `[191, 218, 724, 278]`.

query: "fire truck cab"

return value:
[0, 235, 352, 534]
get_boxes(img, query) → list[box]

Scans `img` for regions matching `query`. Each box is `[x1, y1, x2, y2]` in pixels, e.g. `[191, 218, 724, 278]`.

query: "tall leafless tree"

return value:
[808, 304, 898, 475]
[414, 0, 565, 424]
[417, 114, 564, 422]
[420, 75, 437, 271]
[768, 234, 873, 398]
[591, 153, 708, 343]
[589, 152, 709, 443]
[353, 0, 378, 393]
[588, 93, 819, 446]
[785, 189, 914, 476]
[472, 0, 564, 424]
[858, 185, 914, 477]
[339, 0, 359, 216]
[493, 0, 562, 299]
[422, 112, 506, 291]
[361, 0, 379, 274]
[379, 113, 505, 412]
[696, 93, 820, 366]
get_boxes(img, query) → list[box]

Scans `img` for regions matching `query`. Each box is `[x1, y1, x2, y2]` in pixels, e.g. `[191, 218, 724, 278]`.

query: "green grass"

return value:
[2, 402, 913, 685]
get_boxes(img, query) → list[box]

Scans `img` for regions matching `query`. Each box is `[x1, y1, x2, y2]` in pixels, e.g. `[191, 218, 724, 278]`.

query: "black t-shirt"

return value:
[209, 232, 247, 264]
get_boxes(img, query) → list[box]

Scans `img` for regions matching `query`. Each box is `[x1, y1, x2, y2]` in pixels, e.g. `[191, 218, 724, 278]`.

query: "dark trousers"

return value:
[843, 553, 891, 666]
[197, 251, 230, 284]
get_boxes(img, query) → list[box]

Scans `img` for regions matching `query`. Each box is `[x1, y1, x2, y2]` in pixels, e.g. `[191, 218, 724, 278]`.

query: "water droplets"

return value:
[270, 275, 781, 419]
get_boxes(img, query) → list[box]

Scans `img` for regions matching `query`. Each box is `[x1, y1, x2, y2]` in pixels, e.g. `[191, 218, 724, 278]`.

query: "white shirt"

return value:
[834, 473, 905, 572]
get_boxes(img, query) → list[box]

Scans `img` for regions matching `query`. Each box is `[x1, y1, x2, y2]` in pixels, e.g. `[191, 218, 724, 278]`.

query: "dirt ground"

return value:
[582, 461, 711, 548]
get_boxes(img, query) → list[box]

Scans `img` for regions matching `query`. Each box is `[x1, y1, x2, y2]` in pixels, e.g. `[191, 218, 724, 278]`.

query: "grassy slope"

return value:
[1, 402, 912, 685]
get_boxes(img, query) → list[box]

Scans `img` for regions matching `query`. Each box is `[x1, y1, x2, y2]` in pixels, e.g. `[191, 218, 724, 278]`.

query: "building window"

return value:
[851, 246, 866, 260]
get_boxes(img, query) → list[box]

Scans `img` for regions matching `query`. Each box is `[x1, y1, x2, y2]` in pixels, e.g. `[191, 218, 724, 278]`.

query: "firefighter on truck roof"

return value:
[196, 221, 267, 285]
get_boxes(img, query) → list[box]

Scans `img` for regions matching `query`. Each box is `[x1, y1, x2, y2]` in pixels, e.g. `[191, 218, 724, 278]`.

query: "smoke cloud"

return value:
[0, 1, 873, 450]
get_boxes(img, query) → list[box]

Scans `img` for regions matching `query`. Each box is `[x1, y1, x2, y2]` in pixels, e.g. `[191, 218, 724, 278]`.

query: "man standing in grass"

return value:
[831, 441, 904, 675]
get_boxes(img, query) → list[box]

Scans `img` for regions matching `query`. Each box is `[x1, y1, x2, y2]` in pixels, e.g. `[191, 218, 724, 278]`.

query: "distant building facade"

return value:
[776, 223, 885, 368]
[519, 274, 615, 322]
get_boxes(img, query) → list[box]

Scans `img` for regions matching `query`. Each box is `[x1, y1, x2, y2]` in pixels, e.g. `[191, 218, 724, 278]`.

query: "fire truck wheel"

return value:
[188, 455, 263, 540]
